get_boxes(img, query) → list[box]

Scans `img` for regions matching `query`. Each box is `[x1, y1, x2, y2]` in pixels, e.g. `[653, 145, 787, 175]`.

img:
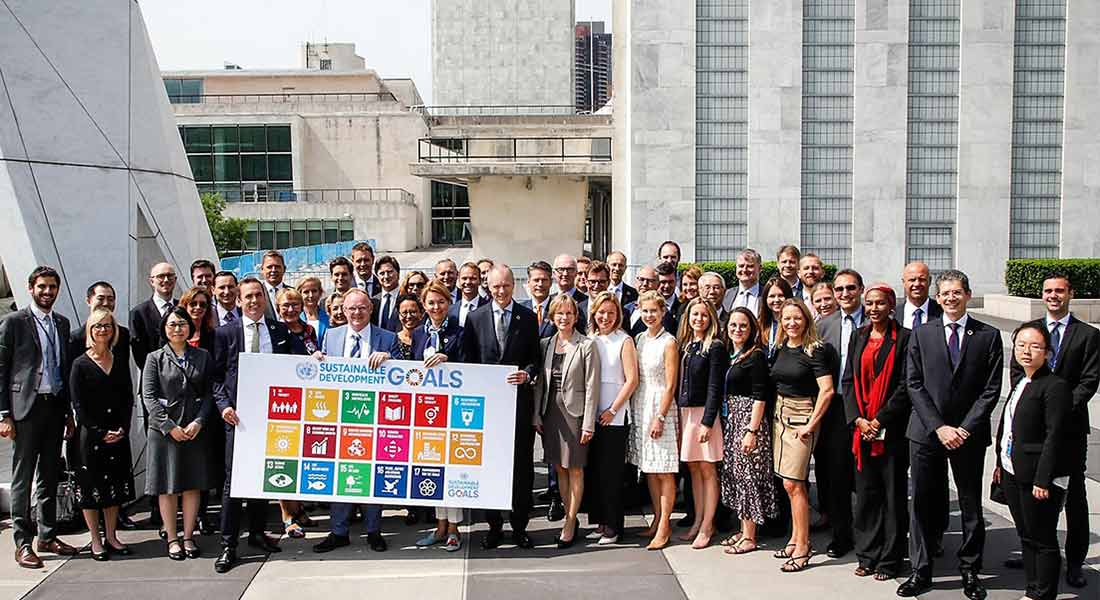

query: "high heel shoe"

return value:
[556, 518, 578, 549]
[183, 538, 201, 559]
[90, 545, 109, 561]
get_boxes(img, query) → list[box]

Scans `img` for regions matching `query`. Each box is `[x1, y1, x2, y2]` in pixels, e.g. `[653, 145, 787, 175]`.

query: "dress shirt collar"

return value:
[30, 303, 51, 321]
[492, 300, 515, 317]
[906, 297, 931, 314]
[1045, 313, 1070, 329]
[355, 275, 375, 289]
[944, 312, 969, 330]
[349, 323, 371, 339]
[242, 314, 266, 329]
[738, 282, 759, 295]
[842, 305, 865, 325]
[153, 294, 174, 314]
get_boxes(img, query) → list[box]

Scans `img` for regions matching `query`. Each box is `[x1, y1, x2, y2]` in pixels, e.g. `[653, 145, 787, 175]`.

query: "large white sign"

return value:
[230, 354, 517, 509]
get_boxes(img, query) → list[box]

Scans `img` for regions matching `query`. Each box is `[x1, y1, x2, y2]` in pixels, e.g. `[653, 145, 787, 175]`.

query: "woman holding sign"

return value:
[412, 282, 467, 552]
[536, 294, 601, 548]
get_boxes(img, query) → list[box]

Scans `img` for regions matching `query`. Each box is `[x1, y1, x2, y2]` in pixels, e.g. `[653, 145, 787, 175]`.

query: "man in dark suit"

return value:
[435, 258, 459, 303]
[351, 242, 381, 297]
[213, 271, 242, 327]
[721, 249, 762, 316]
[371, 255, 402, 332]
[606, 251, 638, 307]
[260, 250, 290, 322]
[130, 262, 178, 372]
[462, 265, 541, 550]
[624, 265, 661, 332]
[522, 261, 556, 339]
[450, 261, 490, 327]
[0, 266, 79, 568]
[655, 261, 681, 316]
[212, 277, 307, 573]
[1006, 273, 1099, 588]
[898, 270, 1004, 600]
[896, 261, 944, 330]
[813, 269, 864, 558]
[551, 254, 588, 305]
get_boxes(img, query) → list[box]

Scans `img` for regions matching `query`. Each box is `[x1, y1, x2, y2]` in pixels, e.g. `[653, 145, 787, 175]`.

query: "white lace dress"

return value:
[628, 330, 680, 473]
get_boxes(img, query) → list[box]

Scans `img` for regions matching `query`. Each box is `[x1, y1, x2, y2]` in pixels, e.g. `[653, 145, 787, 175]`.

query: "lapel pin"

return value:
[966, 330, 973, 336]
[443, 338, 449, 345]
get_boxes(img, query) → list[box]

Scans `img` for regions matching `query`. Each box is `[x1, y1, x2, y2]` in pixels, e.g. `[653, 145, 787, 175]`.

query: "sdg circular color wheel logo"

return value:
[296, 362, 318, 381]
[404, 368, 424, 386]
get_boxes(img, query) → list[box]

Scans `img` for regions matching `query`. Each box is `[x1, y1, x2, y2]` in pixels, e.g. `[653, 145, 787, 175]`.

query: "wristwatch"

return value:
[656, 413, 666, 422]
[607, 408, 617, 416]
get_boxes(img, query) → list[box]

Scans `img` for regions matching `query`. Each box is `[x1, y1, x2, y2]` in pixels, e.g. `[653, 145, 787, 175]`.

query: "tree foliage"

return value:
[201, 193, 251, 257]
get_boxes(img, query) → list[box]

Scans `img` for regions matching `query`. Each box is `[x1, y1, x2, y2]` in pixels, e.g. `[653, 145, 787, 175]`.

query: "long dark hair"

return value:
[759, 276, 793, 347]
[726, 306, 763, 363]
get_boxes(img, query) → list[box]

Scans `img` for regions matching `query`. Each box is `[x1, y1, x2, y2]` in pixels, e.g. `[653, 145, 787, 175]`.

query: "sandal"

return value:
[167, 539, 185, 561]
[182, 538, 201, 559]
[773, 543, 796, 559]
[284, 521, 306, 539]
[720, 532, 743, 547]
[724, 537, 757, 555]
[780, 546, 814, 573]
[854, 566, 875, 577]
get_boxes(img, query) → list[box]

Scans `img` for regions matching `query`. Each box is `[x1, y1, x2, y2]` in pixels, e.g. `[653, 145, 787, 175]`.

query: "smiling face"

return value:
[149, 263, 177, 297]
[639, 298, 663, 330]
[901, 262, 931, 306]
[331, 264, 353, 293]
[352, 248, 375, 281]
[164, 312, 190, 345]
[766, 284, 788, 316]
[261, 256, 285, 287]
[30, 274, 59, 311]
[527, 267, 551, 302]
[864, 289, 892, 325]
[238, 281, 268, 321]
[87, 284, 116, 313]
[298, 280, 321, 308]
[593, 300, 618, 334]
[377, 261, 400, 292]
[192, 266, 215, 290]
[635, 267, 657, 293]
[727, 311, 752, 348]
[778, 251, 799, 282]
[551, 300, 577, 333]
[735, 255, 759, 288]
[397, 298, 422, 332]
[658, 243, 680, 267]
[781, 304, 807, 343]
[833, 273, 864, 313]
[487, 267, 515, 307]
[799, 256, 824, 287]
[424, 290, 450, 324]
[343, 290, 373, 330]
[587, 269, 610, 294]
[214, 274, 239, 309]
[1013, 326, 1048, 373]
[575, 261, 590, 293]
[812, 286, 838, 318]
[936, 279, 971, 321]
[699, 274, 725, 307]
[186, 292, 210, 324]
[1041, 276, 1072, 319]
[459, 265, 481, 300]
[607, 252, 627, 284]
[277, 295, 302, 323]
[435, 261, 458, 290]
[688, 302, 711, 337]
[552, 255, 577, 291]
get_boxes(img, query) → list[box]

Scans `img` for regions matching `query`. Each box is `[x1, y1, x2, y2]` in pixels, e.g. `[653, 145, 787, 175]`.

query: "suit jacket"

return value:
[411, 320, 465, 362]
[371, 290, 404, 332]
[817, 308, 866, 383]
[70, 322, 131, 373]
[320, 324, 399, 358]
[213, 317, 306, 414]
[623, 301, 679, 337]
[141, 344, 214, 435]
[262, 283, 290, 322]
[520, 298, 585, 338]
[535, 330, 600, 433]
[905, 315, 1004, 447]
[461, 301, 541, 406]
[722, 282, 762, 314]
[1009, 315, 1100, 441]
[356, 276, 382, 298]
[130, 297, 172, 372]
[216, 305, 242, 327]
[995, 369, 1072, 488]
[677, 339, 728, 428]
[0, 308, 73, 420]
[841, 323, 911, 448]
[617, 282, 639, 307]
[894, 298, 943, 330]
[448, 294, 490, 327]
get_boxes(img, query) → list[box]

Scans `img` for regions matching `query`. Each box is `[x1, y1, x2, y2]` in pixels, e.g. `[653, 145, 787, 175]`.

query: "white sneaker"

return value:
[597, 534, 619, 545]
[585, 529, 604, 540]
[444, 534, 462, 552]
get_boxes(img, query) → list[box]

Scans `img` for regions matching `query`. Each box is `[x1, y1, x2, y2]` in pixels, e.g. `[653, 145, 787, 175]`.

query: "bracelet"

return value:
[607, 408, 617, 416]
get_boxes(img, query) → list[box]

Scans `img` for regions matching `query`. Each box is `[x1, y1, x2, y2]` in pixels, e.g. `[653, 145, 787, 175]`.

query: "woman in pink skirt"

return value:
[674, 298, 728, 549]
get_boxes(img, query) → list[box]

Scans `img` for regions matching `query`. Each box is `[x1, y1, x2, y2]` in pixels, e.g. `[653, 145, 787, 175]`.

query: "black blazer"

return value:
[460, 301, 541, 406]
[841, 322, 911, 448]
[618, 283, 639, 308]
[448, 295, 490, 326]
[411, 320, 465, 362]
[212, 317, 307, 414]
[130, 297, 172, 372]
[905, 315, 1004, 447]
[70, 322, 131, 373]
[371, 290, 404, 332]
[995, 369, 1072, 488]
[677, 339, 728, 428]
[1009, 315, 1100, 440]
[0, 308, 73, 420]
[894, 298, 943, 329]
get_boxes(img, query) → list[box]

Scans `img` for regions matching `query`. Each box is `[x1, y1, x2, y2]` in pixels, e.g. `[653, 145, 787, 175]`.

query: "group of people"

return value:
[0, 240, 1094, 600]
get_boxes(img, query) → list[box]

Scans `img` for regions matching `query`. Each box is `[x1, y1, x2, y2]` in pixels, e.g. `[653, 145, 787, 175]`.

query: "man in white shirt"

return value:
[606, 251, 638, 306]
[435, 258, 459, 303]
[799, 253, 826, 304]
[451, 262, 488, 327]
[777, 245, 804, 298]
[896, 261, 942, 330]
[721, 248, 762, 315]
[260, 250, 288, 322]
[351, 242, 380, 296]
[372, 255, 402, 332]
[213, 271, 241, 326]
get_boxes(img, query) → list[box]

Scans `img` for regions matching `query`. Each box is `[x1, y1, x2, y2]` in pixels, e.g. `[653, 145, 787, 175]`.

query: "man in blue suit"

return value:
[450, 262, 490, 327]
[520, 261, 556, 338]
[213, 277, 307, 574]
[312, 288, 398, 554]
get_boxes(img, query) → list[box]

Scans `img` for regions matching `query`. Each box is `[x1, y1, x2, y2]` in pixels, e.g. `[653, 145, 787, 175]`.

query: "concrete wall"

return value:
[173, 72, 390, 95]
[1061, 0, 1100, 258]
[223, 199, 419, 251]
[612, 0, 696, 266]
[431, 0, 575, 106]
[467, 176, 587, 267]
[300, 42, 365, 70]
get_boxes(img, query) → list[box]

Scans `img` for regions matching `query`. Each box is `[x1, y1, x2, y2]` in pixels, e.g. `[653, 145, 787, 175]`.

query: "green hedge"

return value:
[679, 261, 838, 286]
[1005, 259, 1100, 299]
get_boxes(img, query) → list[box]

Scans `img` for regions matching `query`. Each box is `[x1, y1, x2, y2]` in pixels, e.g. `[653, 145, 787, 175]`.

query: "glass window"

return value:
[267, 126, 291, 152]
[275, 221, 291, 249]
[188, 155, 213, 182]
[212, 126, 239, 153]
[183, 126, 211, 154]
[240, 155, 267, 181]
[215, 183, 243, 203]
[268, 155, 292, 181]
[213, 154, 240, 182]
[164, 78, 203, 103]
[238, 126, 267, 152]
[308, 221, 323, 245]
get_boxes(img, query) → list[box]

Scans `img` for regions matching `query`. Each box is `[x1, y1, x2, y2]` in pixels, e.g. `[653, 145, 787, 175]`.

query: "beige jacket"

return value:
[535, 330, 601, 433]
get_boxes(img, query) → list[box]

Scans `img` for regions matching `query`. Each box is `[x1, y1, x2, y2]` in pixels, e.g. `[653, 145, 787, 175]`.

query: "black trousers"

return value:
[220, 424, 267, 548]
[1062, 435, 1089, 568]
[811, 400, 853, 547]
[10, 397, 65, 549]
[1002, 471, 1065, 600]
[487, 396, 535, 533]
[853, 443, 909, 574]
[584, 424, 628, 534]
[908, 439, 985, 576]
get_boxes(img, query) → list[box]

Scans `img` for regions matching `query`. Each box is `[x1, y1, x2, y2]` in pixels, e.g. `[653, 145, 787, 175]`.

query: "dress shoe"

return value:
[547, 498, 565, 522]
[214, 547, 236, 573]
[312, 533, 350, 553]
[15, 546, 43, 569]
[116, 514, 138, 530]
[246, 533, 281, 553]
[896, 573, 932, 597]
[367, 532, 388, 552]
[960, 570, 987, 600]
[481, 528, 503, 550]
[37, 538, 78, 556]
[91, 547, 110, 562]
[512, 532, 535, 549]
[1065, 566, 1088, 589]
[826, 541, 853, 559]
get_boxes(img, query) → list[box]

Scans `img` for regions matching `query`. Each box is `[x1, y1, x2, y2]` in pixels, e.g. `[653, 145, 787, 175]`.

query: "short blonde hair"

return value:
[636, 289, 666, 313]
[275, 287, 303, 307]
[421, 280, 453, 306]
[85, 308, 118, 349]
[587, 291, 622, 332]
[297, 277, 323, 294]
[547, 293, 579, 323]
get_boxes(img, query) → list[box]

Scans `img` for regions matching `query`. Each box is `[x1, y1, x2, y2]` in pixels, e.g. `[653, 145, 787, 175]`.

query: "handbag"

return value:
[989, 480, 1007, 505]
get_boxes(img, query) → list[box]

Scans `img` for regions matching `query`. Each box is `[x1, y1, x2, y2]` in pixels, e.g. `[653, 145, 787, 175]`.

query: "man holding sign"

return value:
[310, 288, 398, 554]
[213, 277, 307, 574]
[462, 265, 541, 549]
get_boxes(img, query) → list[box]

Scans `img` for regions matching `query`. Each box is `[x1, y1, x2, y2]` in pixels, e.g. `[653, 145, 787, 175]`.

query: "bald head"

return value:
[148, 262, 177, 298]
[552, 254, 577, 292]
[487, 264, 515, 307]
[901, 261, 931, 306]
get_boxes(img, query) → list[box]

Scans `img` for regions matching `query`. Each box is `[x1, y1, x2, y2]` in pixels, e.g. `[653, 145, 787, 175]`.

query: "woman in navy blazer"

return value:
[411, 280, 466, 552]
[993, 322, 1072, 600]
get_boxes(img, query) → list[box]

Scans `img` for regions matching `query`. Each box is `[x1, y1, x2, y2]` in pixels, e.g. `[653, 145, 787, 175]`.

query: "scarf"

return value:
[424, 318, 449, 353]
[852, 322, 897, 471]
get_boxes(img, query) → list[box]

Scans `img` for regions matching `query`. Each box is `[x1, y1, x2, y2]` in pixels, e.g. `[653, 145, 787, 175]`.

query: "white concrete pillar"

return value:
[1060, 0, 1100, 258]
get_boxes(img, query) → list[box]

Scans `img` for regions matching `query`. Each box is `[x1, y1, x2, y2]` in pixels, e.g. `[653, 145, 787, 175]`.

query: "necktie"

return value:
[841, 315, 855, 371]
[911, 307, 923, 330]
[495, 309, 508, 353]
[224, 310, 235, 324]
[249, 322, 261, 353]
[350, 332, 362, 358]
[42, 316, 61, 389]
[1049, 322, 1062, 369]
[536, 303, 544, 329]
[380, 293, 391, 325]
[947, 322, 961, 369]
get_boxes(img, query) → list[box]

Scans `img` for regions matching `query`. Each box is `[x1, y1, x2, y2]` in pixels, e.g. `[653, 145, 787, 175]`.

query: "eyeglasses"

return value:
[188, 301, 208, 309]
[91, 323, 113, 331]
[152, 274, 176, 281]
[586, 278, 609, 286]
[407, 281, 426, 289]
[833, 284, 860, 293]
[165, 322, 188, 329]
[554, 267, 576, 274]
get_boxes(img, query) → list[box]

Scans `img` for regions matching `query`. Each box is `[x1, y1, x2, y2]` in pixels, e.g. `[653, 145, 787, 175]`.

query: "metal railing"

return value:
[228, 187, 415, 204]
[412, 104, 583, 117]
[169, 92, 398, 105]
[418, 137, 612, 163]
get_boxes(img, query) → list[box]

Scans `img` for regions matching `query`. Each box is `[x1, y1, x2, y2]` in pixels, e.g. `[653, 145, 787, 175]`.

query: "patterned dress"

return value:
[720, 350, 778, 523]
[628, 330, 680, 473]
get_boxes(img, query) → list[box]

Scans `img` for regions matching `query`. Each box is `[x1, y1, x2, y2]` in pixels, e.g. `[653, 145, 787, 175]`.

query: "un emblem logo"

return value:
[295, 362, 318, 381]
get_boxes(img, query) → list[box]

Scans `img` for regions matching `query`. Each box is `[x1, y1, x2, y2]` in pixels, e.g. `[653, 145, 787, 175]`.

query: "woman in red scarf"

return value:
[840, 284, 912, 581]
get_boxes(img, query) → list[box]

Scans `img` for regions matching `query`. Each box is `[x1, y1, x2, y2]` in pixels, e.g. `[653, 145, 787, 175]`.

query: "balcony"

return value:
[412, 136, 612, 181]
[205, 185, 414, 205]
[169, 92, 398, 104]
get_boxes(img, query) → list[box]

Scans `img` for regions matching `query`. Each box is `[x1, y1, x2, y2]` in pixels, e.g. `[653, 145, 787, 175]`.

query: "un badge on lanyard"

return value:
[423, 346, 437, 359]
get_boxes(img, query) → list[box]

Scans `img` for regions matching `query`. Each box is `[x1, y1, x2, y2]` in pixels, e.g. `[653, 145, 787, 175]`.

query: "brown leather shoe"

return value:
[16, 546, 43, 569]
[37, 538, 78, 556]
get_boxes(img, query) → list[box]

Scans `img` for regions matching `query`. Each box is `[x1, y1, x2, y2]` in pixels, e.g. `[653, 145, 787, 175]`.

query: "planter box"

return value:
[983, 294, 1100, 323]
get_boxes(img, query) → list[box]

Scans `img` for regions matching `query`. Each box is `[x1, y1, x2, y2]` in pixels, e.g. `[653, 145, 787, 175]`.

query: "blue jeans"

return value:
[330, 503, 382, 536]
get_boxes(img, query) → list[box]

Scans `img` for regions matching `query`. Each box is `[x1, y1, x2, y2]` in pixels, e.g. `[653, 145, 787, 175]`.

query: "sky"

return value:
[141, 0, 612, 104]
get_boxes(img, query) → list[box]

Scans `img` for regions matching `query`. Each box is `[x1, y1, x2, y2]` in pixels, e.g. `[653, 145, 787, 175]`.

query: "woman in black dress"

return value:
[759, 277, 793, 358]
[70, 308, 135, 560]
[393, 294, 423, 360]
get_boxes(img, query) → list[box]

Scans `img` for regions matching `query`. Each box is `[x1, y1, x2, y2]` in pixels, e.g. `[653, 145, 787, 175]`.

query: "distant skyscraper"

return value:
[575, 21, 612, 113]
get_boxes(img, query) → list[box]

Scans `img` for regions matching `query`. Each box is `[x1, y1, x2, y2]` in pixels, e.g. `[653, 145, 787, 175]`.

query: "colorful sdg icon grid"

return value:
[262, 385, 486, 502]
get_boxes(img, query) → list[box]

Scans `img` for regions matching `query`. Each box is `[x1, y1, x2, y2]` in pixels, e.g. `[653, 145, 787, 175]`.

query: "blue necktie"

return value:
[947, 323, 961, 369]
[911, 307, 923, 330]
[43, 316, 62, 389]
[1049, 322, 1062, 369]
[350, 332, 362, 358]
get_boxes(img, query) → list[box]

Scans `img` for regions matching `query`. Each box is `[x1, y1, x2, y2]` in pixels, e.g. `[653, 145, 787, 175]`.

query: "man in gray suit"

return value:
[721, 248, 762, 316]
[0, 266, 79, 568]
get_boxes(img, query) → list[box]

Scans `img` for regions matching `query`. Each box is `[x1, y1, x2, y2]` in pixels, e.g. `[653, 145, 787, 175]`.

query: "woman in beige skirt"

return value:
[768, 299, 834, 572]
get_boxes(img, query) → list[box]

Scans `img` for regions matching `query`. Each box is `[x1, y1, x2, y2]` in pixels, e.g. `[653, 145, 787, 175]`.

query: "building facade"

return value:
[613, 0, 1100, 293]
[575, 21, 613, 113]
